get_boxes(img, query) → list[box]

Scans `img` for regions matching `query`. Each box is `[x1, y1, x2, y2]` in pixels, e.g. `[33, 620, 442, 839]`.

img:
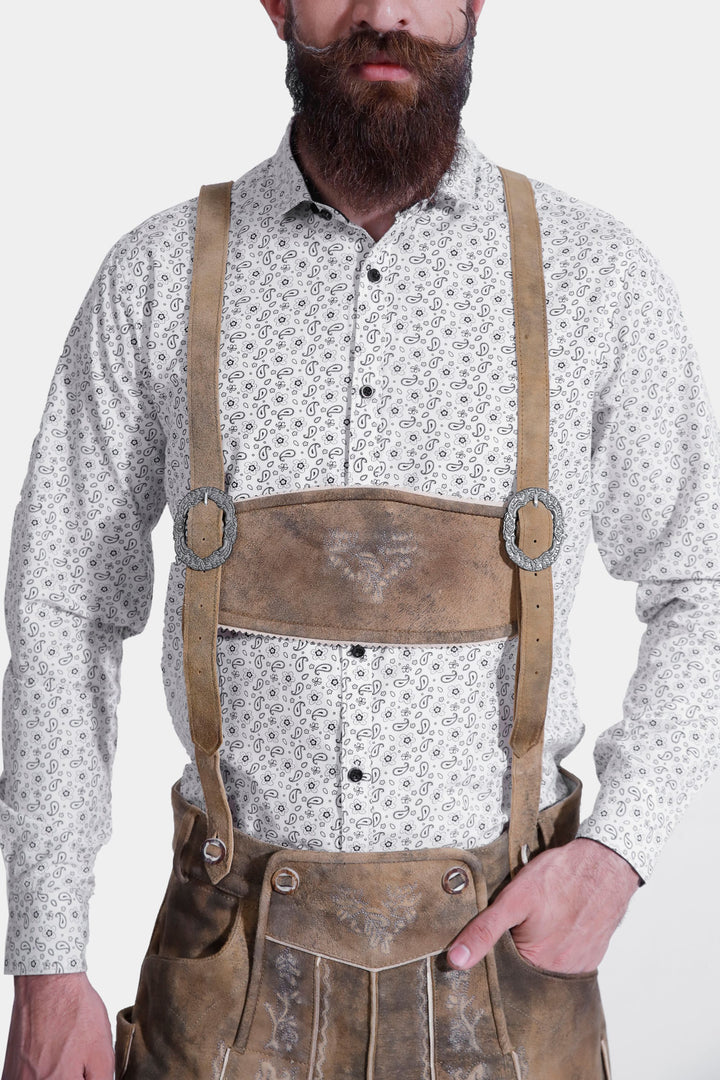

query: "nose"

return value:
[350, 1, 412, 34]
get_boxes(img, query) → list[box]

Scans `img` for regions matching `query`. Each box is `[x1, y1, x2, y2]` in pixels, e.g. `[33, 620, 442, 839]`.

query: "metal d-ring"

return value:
[502, 487, 564, 572]
[173, 487, 238, 571]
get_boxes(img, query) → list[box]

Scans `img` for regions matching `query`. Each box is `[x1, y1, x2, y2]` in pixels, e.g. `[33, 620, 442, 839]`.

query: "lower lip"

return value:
[354, 62, 412, 81]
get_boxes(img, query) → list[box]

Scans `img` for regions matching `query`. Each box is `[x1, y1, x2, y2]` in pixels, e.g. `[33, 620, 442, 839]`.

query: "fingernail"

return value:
[448, 944, 471, 967]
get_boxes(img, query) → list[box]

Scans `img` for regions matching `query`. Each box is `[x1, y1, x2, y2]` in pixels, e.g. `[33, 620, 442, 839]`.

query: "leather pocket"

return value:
[500, 929, 599, 982]
[130, 913, 251, 1075]
[150, 870, 243, 961]
[492, 931, 607, 1079]
[126, 876, 252, 1075]
[114, 1006, 135, 1079]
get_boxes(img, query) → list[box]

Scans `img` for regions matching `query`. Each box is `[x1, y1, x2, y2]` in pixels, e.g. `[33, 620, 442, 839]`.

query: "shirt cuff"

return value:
[576, 786, 662, 883]
[3, 868, 91, 975]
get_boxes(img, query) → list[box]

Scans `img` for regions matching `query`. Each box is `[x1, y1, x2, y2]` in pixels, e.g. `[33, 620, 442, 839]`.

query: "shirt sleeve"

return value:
[575, 235, 720, 882]
[0, 245, 167, 974]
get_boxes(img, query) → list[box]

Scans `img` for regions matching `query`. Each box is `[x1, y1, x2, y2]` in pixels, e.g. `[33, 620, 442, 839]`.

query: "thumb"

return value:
[83, 1044, 116, 1080]
[446, 884, 529, 970]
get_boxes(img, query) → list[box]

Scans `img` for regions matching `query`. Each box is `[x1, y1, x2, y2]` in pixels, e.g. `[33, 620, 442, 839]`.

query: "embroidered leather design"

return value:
[331, 883, 420, 952]
[325, 527, 417, 602]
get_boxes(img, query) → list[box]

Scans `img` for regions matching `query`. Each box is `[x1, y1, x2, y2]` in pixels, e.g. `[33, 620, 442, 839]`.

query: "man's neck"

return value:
[291, 124, 403, 243]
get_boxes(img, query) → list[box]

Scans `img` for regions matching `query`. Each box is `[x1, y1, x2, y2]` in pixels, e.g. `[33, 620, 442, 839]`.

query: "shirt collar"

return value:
[265, 117, 480, 221]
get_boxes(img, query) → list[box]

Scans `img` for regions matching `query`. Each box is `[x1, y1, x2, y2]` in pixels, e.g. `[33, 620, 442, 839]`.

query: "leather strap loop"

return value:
[499, 167, 555, 877]
[181, 180, 235, 883]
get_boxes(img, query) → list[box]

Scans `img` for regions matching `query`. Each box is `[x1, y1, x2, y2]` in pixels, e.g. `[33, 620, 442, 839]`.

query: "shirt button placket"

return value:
[341, 643, 372, 848]
[358, 270, 382, 405]
[348, 254, 384, 484]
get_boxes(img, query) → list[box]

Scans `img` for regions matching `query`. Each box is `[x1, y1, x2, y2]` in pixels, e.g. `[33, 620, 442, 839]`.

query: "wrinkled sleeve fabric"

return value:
[0, 245, 166, 974]
[576, 236, 720, 882]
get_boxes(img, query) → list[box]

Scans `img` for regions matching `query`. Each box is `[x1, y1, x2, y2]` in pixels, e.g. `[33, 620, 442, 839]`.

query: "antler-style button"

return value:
[271, 867, 300, 894]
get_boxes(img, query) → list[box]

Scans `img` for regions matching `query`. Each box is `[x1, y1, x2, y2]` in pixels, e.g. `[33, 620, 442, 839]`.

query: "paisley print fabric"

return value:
[1, 118, 719, 974]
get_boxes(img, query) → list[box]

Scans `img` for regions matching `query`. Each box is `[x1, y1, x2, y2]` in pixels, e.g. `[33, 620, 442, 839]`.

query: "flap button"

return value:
[271, 867, 300, 894]
[442, 866, 470, 894]
[201, 837, 227, 864]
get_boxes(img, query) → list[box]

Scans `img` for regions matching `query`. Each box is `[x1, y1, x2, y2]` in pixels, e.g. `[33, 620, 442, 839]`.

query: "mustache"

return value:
[287, 8, 474, 68]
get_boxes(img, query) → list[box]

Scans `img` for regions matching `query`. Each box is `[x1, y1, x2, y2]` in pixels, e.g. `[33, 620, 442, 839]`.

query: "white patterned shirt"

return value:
[2, 119, 719, 975]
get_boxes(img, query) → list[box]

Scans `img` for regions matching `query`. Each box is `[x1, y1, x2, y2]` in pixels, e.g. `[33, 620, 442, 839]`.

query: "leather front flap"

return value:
[261, 847, 486, 971]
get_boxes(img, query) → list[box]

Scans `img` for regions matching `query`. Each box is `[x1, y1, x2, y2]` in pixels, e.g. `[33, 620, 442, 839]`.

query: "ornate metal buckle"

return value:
[502, 487, 564, 572]
[173, 486, 238, 571]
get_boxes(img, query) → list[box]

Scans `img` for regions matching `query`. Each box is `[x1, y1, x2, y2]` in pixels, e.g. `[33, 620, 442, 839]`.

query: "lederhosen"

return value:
[114, 170, 612, 1080]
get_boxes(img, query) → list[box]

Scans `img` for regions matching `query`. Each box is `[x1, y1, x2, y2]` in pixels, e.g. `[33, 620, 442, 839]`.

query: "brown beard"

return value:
[283, 4, 477, 215]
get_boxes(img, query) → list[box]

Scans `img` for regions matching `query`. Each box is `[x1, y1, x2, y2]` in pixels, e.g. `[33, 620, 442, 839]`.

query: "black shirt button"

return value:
[360, 385, 374, 399]
[349, 644, 366, 658]
[367, 267, 381, 282]
[348, 768, 364, 782]
[320, 208, 332, 220]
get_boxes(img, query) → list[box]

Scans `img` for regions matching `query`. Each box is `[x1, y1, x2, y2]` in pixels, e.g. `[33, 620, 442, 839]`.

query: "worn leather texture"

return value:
[498, 167, 556, 877]
[180, 180, 237, 882]
[217, 486, 518, 644]
[115, 773, 610, 1080]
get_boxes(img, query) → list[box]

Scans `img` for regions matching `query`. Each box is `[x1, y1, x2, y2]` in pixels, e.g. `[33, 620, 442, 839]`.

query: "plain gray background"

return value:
[0, 2, 718, 1075]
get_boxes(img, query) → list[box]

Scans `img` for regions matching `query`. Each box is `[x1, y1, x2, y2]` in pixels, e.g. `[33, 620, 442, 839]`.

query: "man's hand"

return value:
[446, 838, 642, 974]
[2, 972, 115, 1080]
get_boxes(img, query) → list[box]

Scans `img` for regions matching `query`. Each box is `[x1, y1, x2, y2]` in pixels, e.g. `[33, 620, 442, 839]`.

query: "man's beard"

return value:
[284, 4, 477, 215]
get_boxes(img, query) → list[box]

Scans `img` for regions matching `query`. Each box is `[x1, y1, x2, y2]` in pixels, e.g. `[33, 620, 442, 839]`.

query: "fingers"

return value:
[446, 881, 530, 970]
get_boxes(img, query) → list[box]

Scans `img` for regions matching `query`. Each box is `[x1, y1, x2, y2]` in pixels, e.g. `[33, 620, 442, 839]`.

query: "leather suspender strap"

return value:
[181, 180, 235, 884]
[498, 167, 556, 877]
[179, 170, 556, 885]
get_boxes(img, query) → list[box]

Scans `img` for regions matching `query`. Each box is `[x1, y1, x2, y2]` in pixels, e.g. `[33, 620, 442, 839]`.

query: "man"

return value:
[1, 0, 718, 1077]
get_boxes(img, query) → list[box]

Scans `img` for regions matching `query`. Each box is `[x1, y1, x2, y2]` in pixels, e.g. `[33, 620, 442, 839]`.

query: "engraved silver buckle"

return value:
[173, 487, 238, 571]
[502, 487, 564, 572]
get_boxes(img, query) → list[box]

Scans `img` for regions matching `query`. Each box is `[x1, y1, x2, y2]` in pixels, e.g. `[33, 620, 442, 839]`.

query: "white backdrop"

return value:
[0, 2, 718, 1076]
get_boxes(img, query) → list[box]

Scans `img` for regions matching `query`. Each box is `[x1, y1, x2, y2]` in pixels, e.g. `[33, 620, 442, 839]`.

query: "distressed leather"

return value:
[499, 168, 556, 877]
[217, 486, 518, 644]
[180, 180, 236, 882]
[115, 772, 610, 1080]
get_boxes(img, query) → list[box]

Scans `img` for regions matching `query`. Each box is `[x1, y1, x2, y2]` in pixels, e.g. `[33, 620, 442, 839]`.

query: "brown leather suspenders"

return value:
[498, 168, 561, 877]
[178, 181, 235, 885]
[174, 169, 563, 884]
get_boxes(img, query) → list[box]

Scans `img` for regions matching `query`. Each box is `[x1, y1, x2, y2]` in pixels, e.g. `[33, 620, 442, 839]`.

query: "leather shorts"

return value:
[114, 771, 611, 1080]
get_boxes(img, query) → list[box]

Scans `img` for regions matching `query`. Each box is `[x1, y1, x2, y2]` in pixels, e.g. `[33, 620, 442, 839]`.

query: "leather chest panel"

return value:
[218, 486, 518, 644]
